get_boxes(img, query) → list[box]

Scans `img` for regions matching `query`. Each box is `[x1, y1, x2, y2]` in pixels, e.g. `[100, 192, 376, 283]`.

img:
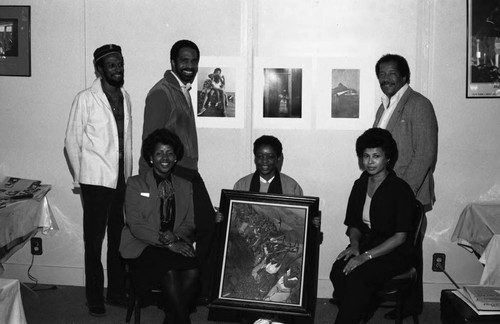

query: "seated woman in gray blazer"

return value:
[120, 128, 198, 324]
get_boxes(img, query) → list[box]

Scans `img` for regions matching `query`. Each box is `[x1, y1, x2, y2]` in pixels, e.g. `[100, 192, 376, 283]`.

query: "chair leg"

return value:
[412, 314, 419, 324]
[134, 299, 141, 324]
[125, 305, 133, 323]
[395, 292, 403, 324]
[125, 294, 134, 323]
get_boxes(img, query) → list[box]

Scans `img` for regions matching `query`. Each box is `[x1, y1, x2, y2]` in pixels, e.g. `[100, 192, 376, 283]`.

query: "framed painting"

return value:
[209, 190, 320, 321]
[0, 6, 31, 77]
[467, 0, 500, 97]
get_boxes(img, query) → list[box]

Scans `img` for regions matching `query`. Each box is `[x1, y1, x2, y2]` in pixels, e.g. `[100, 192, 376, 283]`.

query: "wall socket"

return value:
[432, 253, 445, 272]
[30, 237, 43, 255]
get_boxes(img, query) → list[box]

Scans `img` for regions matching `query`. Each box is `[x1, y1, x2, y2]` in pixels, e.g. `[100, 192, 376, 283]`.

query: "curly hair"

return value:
[253, 135, 283, 158]
[375, 54, 411, 84]
[355, 128, 398, 170]
[141, 129, 184, 167]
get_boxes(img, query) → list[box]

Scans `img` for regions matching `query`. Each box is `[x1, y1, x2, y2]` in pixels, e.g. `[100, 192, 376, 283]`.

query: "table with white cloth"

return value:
[0, 196, 57, 268]
[451, 202, 500, 285]
[0, 278, 27, 324]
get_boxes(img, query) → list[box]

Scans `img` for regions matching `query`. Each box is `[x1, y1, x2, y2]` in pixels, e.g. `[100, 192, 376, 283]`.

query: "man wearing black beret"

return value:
[65, 44, 132, 317]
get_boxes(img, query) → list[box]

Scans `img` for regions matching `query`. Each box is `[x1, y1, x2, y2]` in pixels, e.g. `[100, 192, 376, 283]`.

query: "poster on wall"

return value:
[253, 57, 312, 129]
[0, 6, 30, 77]
[193, 56, 245, 128]
[315, 57, 374, 130]
[467, 0, 500, 98]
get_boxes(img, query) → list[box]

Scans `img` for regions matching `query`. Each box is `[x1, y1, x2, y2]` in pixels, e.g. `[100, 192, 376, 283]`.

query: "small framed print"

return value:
[315, 57, 374, 130]
[0, 6, 31, 77]
[253, 57, 312, 129]
[193, 56, 245, 128]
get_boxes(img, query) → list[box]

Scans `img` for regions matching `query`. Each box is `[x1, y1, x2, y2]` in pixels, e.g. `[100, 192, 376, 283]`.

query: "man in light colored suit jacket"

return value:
[374, 54, 438, 212]
[373, 53, 438, 319]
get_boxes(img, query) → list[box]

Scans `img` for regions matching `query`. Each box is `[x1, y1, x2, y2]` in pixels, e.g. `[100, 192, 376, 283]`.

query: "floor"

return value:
[20, 284, 442, 323]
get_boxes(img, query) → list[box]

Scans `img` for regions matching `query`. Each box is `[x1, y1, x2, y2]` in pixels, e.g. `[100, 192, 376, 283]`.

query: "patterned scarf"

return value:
[158, 177, 175, 232]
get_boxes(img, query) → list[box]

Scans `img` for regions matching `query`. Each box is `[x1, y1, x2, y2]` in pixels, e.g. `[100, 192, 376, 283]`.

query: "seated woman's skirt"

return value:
[127, 245, 199, 298]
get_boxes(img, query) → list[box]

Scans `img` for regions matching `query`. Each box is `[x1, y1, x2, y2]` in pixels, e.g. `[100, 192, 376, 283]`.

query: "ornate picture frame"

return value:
[209, 190, 320, 321]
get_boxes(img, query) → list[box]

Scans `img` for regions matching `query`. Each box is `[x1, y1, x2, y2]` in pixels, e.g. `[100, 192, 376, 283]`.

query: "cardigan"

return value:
[139, 71, 199, 174]
[344, 170, 416, 256]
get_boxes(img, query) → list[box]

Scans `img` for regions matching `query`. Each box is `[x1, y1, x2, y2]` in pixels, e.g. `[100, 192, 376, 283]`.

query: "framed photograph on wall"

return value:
[192, 56, 245, 128]
[0, 6, 30, 77]
[467, 0, 500, 98]
[253, 57, 312, 129]
[315, 57, 374, 130]
[208, 190, 320, 321]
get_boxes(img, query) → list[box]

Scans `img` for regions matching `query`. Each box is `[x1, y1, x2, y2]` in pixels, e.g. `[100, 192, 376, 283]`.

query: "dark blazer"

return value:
[374, 86, 438, 211]
[119, 169, 195, 259]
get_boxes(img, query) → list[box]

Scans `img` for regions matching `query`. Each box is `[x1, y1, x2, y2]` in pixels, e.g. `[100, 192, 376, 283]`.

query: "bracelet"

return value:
[363, 251, 373, 260]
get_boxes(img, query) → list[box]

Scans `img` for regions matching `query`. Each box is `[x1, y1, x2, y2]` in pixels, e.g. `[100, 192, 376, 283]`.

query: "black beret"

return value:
[93, 44, 122, 64]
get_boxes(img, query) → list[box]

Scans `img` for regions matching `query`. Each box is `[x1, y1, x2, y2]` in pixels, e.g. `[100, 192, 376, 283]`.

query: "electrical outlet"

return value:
[432, 253, 445, 272]
[31, 237, 42, 255]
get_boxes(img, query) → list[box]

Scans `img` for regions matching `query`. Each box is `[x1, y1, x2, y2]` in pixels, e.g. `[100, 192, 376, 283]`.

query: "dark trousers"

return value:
[330, 253, 413, 324]
[80, 164, 126, 306]
[173, 165, 216, 298]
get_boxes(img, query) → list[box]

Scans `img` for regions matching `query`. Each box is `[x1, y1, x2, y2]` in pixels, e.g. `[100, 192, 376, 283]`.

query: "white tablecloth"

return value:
[452, 202, 500, 285]
[0, 197, 57, 264]
[0, 278, 27, 324]
[479, 234, 500, 285]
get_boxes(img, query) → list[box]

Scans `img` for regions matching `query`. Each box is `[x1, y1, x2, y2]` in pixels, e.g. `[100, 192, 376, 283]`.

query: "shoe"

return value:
[329, 297, 339, 305]
[197, 296, 209, 306]
[384, 309, 413, 320]
[254, 319, 272, 324]
[105, 295, 127, 308]
[88, 304, 106, 317]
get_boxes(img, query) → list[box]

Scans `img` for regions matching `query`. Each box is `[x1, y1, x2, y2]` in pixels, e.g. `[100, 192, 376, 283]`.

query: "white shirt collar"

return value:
[260, 175, 275, 184]
[381, 83, 409, 109]
[170, 71, 191, 90]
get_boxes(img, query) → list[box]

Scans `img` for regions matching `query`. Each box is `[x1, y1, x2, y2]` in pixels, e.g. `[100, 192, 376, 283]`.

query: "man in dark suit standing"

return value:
[373, 53, 438, 319]
[140, 40, 216, 303]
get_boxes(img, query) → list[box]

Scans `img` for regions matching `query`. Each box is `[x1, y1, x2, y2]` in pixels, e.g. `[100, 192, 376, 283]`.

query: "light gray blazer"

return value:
[374, 86, 438, 211]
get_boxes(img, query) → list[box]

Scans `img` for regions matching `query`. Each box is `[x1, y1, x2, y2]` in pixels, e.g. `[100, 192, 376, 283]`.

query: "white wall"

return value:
[0, 0, 496, 302]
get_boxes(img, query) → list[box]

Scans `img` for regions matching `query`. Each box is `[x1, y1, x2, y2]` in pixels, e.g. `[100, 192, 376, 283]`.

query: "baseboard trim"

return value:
[2, 262, 85, 286]
[2, 264, 459, 302]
